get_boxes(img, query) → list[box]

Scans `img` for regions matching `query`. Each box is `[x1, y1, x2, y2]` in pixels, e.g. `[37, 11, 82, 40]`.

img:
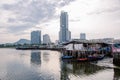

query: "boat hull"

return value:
[61, 56, 73, 59]
[77, 58, 88, 62]
[88, 55, 104, 61]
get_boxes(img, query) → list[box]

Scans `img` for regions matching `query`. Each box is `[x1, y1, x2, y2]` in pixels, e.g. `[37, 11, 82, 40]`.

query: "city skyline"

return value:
[31, 30, 41, 45]
[0, 0, 120, 43]
[43, 34, 51, 44]
[59, 11, 71, 43]
[80, 33, 86, 40]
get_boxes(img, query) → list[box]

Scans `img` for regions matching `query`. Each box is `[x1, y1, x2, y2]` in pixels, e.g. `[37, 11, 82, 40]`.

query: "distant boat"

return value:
[97, 54, 105, 60]
[61, 54, 104, 62]
[77, 58, 88, 62]
[61, 56, 73, 59]
[88, 54, 104, 61]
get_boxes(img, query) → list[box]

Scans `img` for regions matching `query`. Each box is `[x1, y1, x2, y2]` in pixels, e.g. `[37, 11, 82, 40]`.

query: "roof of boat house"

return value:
[62, 39, 108, 45]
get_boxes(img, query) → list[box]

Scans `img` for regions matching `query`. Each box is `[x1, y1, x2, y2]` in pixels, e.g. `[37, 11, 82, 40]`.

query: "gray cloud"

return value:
[8, 18, 16, 23]
[88, 7, 120, 15]
[1, 0, 76, 34]
[70, 19, 80, 22]
[58, 0, 77, 7]
[7, 23, 34, 33]
[87, 0, 120, 15]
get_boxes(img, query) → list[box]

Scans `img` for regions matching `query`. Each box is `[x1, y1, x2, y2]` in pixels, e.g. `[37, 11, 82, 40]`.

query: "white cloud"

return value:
[0, 0, 76, 43]
[0, 0, 120, 43]
[58, 0, 120, 40]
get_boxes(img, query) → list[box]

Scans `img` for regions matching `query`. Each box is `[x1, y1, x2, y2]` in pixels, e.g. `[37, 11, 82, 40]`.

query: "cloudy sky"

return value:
[0, 0, 120, 43]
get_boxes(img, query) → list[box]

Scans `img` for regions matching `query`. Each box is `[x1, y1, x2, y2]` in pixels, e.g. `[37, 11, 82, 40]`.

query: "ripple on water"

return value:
[0, 49, 120, 80]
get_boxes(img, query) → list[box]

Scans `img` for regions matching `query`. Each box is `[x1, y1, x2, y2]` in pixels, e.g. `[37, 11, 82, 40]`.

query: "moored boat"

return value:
[97, 54, 104, 60]
[77, 58, 88, 62]
[62, 56, 74, 59]
[88, 54, 104, 61]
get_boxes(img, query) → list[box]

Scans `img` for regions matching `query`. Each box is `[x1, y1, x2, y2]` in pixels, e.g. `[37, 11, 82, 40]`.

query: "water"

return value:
[0, 48, 120, 80]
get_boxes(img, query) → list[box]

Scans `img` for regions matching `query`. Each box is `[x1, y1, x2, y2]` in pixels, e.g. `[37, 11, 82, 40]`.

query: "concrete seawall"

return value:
[16, 47, 63, 51]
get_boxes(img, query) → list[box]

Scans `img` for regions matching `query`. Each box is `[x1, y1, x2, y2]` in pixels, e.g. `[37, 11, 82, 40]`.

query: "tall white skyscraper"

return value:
[43, 34, 51, 44]
[59, 11, 71, 43]
[31, 30, 41, 45]
[80, 33, 86, 40]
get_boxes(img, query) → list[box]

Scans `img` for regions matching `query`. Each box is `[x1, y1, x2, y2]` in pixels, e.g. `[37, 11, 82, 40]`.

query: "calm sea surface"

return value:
[0, 48, 120, 80]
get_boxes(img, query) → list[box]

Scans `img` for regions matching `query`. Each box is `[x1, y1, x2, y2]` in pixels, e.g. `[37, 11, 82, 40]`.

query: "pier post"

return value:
[113, 52, 120, 66]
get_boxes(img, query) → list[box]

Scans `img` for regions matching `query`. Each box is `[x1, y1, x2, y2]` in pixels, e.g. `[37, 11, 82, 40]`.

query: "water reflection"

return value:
[114, 68, 120, 80]
[0, 49, 119, 80]
[4, 62, 41, 80]
[61, 61, 105, 80]
[42, 52, 50, 62]
[31, 50, 41, 65]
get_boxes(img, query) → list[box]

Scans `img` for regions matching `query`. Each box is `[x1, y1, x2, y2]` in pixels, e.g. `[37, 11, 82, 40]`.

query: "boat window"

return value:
[114, 44, 120, 48]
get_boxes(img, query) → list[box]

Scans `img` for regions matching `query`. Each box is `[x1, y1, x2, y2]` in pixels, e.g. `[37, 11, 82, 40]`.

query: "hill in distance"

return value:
[14, 39, 30, 45]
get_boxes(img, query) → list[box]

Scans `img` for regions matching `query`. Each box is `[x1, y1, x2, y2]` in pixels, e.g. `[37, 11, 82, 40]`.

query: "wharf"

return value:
[113, 52, 120, 66]
[16, 46, 64, 51]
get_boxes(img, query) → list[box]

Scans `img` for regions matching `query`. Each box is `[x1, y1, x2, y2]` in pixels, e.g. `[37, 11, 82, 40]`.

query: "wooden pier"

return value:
[61, 40, 111, 61]
[112, 43, 120, 66]
[113, 52, 120, 66]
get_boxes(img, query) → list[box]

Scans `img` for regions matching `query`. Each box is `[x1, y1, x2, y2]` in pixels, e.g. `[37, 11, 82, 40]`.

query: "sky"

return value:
[0, 0, 120, 43]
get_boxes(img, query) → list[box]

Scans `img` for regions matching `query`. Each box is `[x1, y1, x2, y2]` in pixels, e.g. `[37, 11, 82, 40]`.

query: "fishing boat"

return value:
[61, 56, 74, 59]
[88, 54, 104, 61]
[77, 58, 88, 62]
[97, 54, 105, 60]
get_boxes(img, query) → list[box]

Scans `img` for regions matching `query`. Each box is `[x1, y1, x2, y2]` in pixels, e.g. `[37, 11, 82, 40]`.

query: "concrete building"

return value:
[90, 38, 114, 43]
[80, 33, 86, 40]
[31, 30, 41, 45]
[102, 38, 114, 43]
[43, 34, 51, 44]
[59, 11, 71, 43]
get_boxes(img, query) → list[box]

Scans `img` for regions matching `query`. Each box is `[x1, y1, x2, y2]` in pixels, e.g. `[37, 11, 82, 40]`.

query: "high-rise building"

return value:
[43, 34, 51, 44]
[80, 33, 86, 40]
[59, 11, 71, 43]
[31, 30, 41, 45]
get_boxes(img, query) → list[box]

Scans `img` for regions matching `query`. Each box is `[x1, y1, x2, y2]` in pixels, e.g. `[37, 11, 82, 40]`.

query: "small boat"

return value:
[62, 56, 73, 59]
[97, 54, 104, 60]
[88, 54, 104, 61]
[88, 56, 98, 61]
[77, 58, 88, 62]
